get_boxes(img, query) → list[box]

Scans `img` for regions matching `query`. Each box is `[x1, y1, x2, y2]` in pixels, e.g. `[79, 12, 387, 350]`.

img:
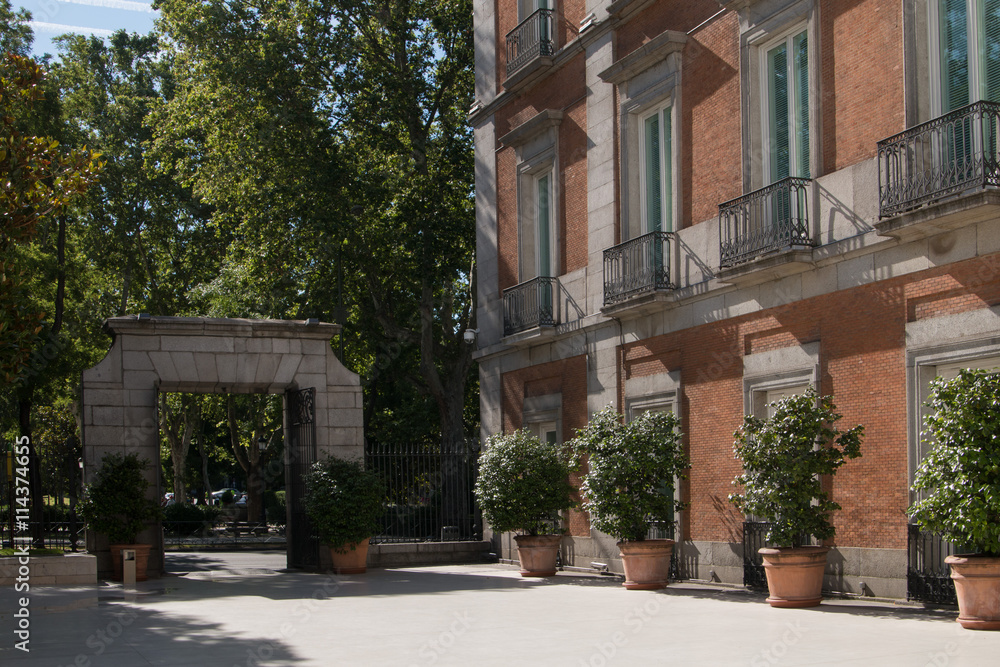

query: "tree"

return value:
[153, 0, 478, 452]
[159, 393, 199, 504]
[224, 394, 282, 523]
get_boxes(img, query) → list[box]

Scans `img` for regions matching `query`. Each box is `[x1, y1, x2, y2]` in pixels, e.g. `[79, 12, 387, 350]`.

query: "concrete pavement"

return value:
[1, 551, 998, 666]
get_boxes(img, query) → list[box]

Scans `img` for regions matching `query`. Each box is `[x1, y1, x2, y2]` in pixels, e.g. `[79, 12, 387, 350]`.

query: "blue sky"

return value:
[19, 0, 158, 59]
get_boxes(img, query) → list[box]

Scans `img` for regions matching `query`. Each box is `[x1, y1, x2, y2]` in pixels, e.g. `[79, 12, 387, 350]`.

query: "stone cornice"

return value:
[104, 315, 341, 339]
[599, 29, 688, 85]
[498, 109, 564, 147]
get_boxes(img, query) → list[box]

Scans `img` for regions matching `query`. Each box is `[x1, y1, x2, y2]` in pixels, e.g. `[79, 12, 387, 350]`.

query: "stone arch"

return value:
[81, 316, 363, 578]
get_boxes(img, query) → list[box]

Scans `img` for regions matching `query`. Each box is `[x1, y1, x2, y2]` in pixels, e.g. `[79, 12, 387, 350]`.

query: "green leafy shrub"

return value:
[221, 489, 235, 505]
[729, 388, 864, 547]
[163, 502, 220, 535]
[79, 453, 164, 544]
[909, 369, 1000, 556]
[264, 490, 286, 525]
[304, 456, 385, 552]
[571, 407, 688, 543]
[474, 429, 575, 536]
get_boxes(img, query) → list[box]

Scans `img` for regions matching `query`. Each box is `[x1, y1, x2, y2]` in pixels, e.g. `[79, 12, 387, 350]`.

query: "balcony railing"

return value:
[878, 101, 1000, 219]
[503, 276, 555, 336]
[719, 176, 813, 269]
[603, 231, 674, 306]
[505, 9, 555, 77]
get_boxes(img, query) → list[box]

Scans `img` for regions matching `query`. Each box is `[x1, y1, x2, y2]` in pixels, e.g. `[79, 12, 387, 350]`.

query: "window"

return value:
[931, 0, 1000, 114]
[640, 104, 673, 234]
[529, 420, 558, 444]
[761, 27, 810, 183]
[534, 170, 555, 278]
[518, 0, 552, 21]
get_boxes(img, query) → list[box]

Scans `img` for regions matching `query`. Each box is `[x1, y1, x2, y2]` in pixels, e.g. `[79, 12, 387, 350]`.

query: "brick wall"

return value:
[615, 253, 1000, 552]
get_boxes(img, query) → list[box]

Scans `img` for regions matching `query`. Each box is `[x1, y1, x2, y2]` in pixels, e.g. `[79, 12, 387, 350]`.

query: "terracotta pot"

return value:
[618, 539, 674, 590]
[109, 544, 152, 582]
[946, 554, 1000, 630]
[329, 538, 370, 574]
[514, 534, 562, 577]
[759, 546, 829, 608]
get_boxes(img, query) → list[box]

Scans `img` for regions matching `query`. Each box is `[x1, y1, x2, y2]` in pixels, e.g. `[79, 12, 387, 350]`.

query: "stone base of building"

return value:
[0, 553, 97, 586]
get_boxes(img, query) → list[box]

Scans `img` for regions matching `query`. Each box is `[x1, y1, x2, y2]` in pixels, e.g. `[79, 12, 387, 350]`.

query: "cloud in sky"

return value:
[29, 21, 115, 37]
[56, 0, 154, 12]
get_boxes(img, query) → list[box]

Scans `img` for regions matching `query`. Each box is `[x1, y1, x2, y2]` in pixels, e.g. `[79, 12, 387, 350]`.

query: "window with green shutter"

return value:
[640, 105, 672, 234]
[934, 0, 1000, 112]
[763, 28, 809, 184]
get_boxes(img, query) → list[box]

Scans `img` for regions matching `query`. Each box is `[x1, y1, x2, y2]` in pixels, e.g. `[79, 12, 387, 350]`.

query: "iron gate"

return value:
[907, 524, 958, 605]
[365, 439, 481, 543]
[742, 520, 770, 589]
[285, 388, 318, 569]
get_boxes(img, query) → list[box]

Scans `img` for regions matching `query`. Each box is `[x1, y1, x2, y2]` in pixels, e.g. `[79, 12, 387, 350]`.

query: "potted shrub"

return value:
[571, 407, 688, 590]
[909, 369, 1000, 630]
[729, 388, 863, 608]
[474, 429, 575, 577]
[79, 452, 163, 581]
[304, 455, 385, 574]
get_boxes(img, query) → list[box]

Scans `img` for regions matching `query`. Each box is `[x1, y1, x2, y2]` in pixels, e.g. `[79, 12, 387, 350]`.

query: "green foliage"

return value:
[571, 407, 689, 543]
[264, 489, 286, 524]
[909, 370, 1000, 556]
[79, 453, 163, 544]
[304, 455, 385, 552]
[163, 502, 220, 536]
[730, 388, 864, 547]
[474, 429, 575, 536]
[220, 489, 234, 505]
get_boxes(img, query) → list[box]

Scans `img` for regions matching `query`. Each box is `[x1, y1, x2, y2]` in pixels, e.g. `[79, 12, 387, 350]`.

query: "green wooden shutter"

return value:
[981, 0, 1000, 101]
[768, 41, 790, 182]
[644, 112, 662, 233]
[941, 0, 971, 112]
[537, 173, 551, 277]
[661, 109, 673, 233]
[793, 31, 810, 178]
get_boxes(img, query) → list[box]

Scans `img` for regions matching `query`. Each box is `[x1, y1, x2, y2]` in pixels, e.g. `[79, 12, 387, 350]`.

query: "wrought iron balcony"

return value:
[503, 276, 555, 336]
[505, 9, 555, 77]
[603, 231, 674, 306]
[878, 101, 1000, 219]
[719, 177, 813, 269]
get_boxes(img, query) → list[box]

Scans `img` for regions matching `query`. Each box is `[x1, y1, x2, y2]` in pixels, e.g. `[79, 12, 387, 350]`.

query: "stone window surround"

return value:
[735, 0, 821, 192]
[624, 370, 683, 541]
[906, 305, 1000, 495]
[500, 110, 563, 282]
[600, 30, 686, 242]
[742, 341, 820, 418]
[523, 392, 562, 442]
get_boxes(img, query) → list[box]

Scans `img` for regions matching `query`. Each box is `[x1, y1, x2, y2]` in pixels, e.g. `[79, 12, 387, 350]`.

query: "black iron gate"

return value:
[907, 524, 958, 605]
[365, 439, 481, 543]
[285, 388, 318, 569]
[742, 520, 770, 589]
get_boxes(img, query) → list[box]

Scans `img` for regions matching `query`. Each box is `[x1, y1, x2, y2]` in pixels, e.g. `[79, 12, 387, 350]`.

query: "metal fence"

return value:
[742, 520, 770, 590]
[162, 519, 287, 550]
[505, 8, 555, 76]
[907, 524, 958, 605]
[365, 440, 481, 544]
[719, 176, 813, 268]
[603, 231, 674, 306]
[878, 100, 1000, 218]
[503, 276, 556, 335]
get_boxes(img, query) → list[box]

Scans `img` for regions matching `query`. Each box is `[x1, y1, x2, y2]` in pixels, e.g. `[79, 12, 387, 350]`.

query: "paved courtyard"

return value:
[1, 551, 998, 666]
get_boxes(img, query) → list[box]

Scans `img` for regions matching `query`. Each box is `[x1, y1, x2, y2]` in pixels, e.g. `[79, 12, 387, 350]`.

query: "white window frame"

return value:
[759, 23, 810, 184]
[533, 168, 556, 278]
[638, 102, 674, 234]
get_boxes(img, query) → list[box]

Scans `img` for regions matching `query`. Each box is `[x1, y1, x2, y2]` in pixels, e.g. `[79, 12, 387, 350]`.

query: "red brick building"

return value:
[471, 0, 1000, 600]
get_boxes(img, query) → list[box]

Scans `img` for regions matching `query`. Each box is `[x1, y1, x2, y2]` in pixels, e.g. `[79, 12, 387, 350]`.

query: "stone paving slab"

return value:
[0, 551, 997, 666]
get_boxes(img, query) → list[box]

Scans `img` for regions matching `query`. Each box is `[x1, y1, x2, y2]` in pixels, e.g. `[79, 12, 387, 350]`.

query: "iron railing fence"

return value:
[719, 177, 813, 268]
[878, 101, 1000, 218]
[505, 8, 555, 76]
[365, 440, 481, 544]
[603, 231, 674, 306]
[742, 520, 770, 590]
[647, 520, 680, 581]
[907, 524, 958, 605]
[1, 520, 85, 551]
[503, 276, 556, 335]
[163, 519, 287, 550]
